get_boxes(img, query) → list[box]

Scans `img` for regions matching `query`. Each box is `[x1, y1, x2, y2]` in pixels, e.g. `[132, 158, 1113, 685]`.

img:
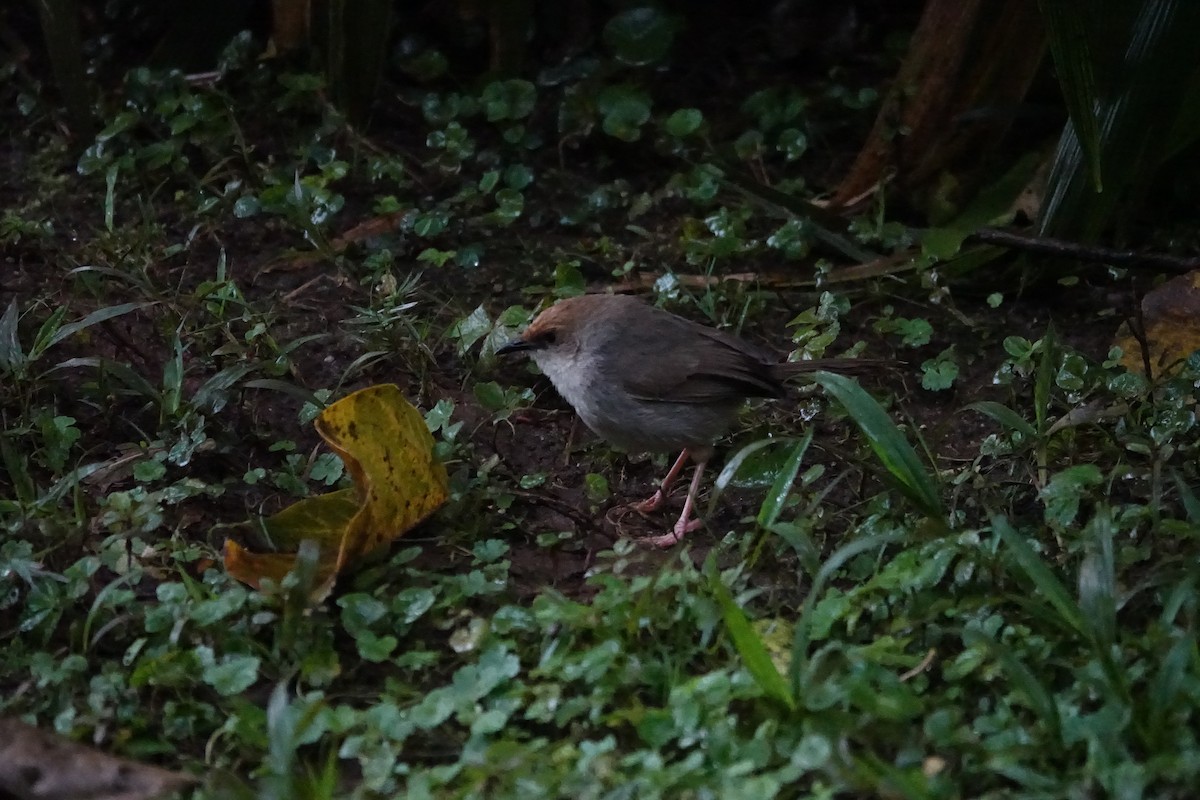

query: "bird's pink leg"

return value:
[643, 458, 707, 548]
[633, 449, 690, 513]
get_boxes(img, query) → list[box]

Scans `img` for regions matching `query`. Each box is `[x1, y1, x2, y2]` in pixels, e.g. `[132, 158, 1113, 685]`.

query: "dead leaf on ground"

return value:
[0, 718, 194, 800]
[224, 384, 449, 596]
[1115, 271, 1200, 376]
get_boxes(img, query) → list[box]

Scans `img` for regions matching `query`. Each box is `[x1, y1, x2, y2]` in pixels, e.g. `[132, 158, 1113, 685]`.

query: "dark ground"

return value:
[0, 1, 1125, 602]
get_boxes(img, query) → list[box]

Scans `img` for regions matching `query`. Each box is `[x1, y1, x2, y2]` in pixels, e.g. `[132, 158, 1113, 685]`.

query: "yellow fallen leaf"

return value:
[1115, 270, 1200, 376]
[223, 490, 358, 591]
[224, 384, 448, 593]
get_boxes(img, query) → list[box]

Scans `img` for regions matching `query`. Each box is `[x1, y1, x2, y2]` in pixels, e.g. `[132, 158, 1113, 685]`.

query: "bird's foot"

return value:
[631, 450, 690, 514]
[632, 490, 666, 514]
[641, 516, 704, 549]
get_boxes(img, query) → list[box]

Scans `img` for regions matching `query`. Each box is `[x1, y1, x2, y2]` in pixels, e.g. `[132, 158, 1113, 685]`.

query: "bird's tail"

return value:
[770, 357, 893, 380]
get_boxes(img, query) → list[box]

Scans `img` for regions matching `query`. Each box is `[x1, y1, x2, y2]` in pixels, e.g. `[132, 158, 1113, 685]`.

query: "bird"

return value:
[497, 293, 875, 547]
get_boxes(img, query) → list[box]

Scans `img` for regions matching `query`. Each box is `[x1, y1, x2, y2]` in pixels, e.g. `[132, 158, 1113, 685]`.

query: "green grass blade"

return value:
[49, 356, 160, 400]
[29, 306, 68, 362]
[104, 163, 118, 232]
[0, 435, 37, 505]
[1078, 507, 1117, 647]
[1034, 326, 1057, 434]
[706, 556, 795, 710]
[42, 301, 154, 353]
[193, 363, 260, 414]
[0, 300, 24, 374]
[162, 331, 185, 419]
[1159, 575, 1196, 628]
[814, 371, 943, 517]
[1170, 470, 1200, 523]
[1147, 633, 1195, 745]
[38, 461, 108, 508]
[963, 401, 1037, 438]
[756, 430, 813, 529]
[244, 379, 327, 409]
[993, 516, 1086, 637]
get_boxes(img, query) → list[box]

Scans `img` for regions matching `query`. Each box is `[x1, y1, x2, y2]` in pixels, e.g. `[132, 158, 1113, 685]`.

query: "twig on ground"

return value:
[970, 228, 1200, 273]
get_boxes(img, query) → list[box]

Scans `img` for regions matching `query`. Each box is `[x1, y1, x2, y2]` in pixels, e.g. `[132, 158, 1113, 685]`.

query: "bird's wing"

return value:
[606, 316, 784, 404]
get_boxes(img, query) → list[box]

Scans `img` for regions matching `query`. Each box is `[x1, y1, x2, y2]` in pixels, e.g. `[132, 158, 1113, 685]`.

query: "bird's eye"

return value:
[541, 329, 557, 345]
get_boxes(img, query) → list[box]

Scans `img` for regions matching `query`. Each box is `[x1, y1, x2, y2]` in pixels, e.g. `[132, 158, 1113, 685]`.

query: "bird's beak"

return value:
[496, 338, 533, 356]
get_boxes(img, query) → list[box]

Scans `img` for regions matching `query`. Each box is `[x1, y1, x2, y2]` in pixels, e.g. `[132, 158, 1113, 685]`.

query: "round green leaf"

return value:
[481, 79, 537, 121]
[597, 86, 652, 142]
[202, 653, 260, 696]
[503, 164, 534, 190]
[603, 7, 676, 66]
[777, 127, 808, 161]
[664, 108, 703, 137]
[233, 196, 260, 218]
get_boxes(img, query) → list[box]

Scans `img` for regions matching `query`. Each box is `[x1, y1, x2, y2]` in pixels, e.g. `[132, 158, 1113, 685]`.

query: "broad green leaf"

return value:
[712, 438, 784, 499]
[199, 648, 261, 696]
[503, 164, 534, 190]
[1040, 2, 1200, 238]
[814, 371, 943, 517]
[1038, 0, 1103, 190]
[447, 305, 492, 355]
[473, 381, 507, 412]
[920, 347, 959, 391]
[756, 431, 812, 529]
[1040, 464, 1103, 527]
[776, 128, 807, 161]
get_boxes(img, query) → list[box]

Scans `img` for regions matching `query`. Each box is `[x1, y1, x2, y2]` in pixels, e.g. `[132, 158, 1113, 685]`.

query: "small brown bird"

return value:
[498, 293, 872, 547]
